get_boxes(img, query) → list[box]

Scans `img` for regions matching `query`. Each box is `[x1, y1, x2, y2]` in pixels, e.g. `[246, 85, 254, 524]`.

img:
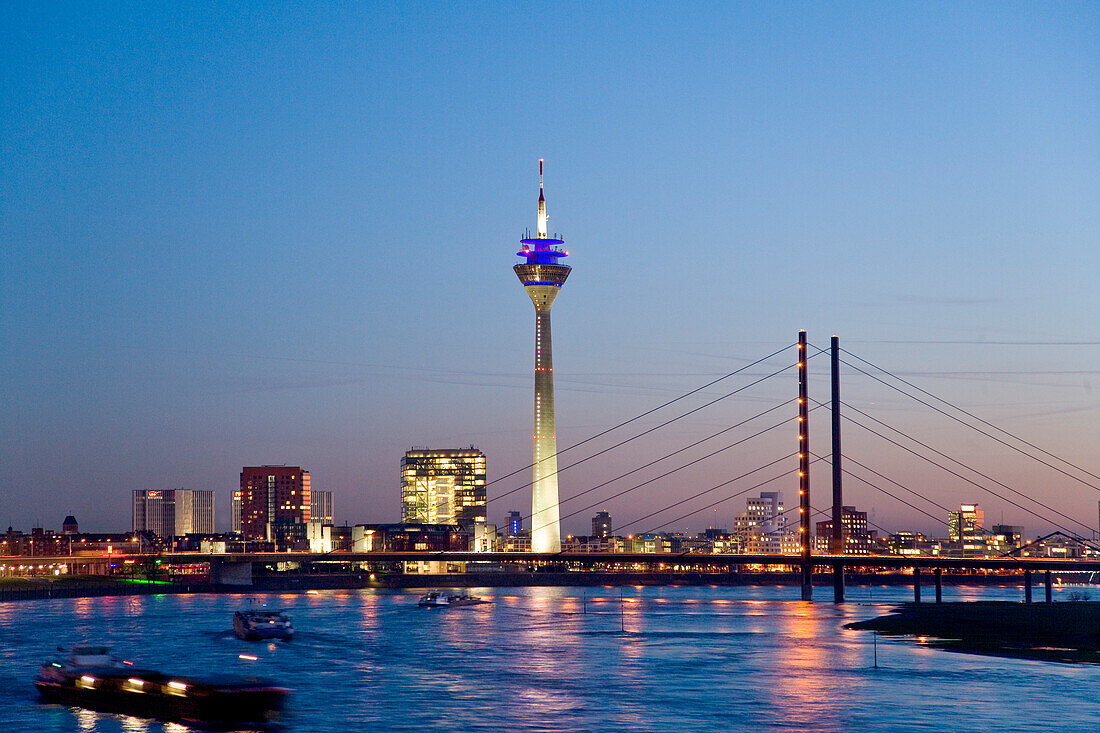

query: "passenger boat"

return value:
[35, 647, 289, 726]
[417, 590, 485, 607]
[234, 608, 294, 641]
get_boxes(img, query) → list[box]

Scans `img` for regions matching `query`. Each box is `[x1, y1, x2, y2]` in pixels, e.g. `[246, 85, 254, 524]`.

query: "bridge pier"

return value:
[1024, 569, 1032, 603]
[913, 567, 921, 603]
[832, 562, 844, 603]
[210, 560, 253, 587]
[934, 567, 942, 603]
[1045, 570, 1052, 603]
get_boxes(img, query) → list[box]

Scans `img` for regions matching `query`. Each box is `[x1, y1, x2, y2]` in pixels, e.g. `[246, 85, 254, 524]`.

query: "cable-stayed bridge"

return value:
[473, 330, 1100, 601]
[29, 332, 1100, 603]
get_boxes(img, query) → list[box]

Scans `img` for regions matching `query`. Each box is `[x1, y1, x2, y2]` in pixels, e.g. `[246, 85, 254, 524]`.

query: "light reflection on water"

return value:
[1, 585, 1098, 731]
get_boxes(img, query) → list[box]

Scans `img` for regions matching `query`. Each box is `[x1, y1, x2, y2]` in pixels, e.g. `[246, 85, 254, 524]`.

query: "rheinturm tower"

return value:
[515, 159, 570, 553]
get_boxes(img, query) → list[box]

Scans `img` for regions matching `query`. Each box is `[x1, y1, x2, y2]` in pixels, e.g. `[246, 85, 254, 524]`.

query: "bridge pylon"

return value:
[798, 330, 812, 600]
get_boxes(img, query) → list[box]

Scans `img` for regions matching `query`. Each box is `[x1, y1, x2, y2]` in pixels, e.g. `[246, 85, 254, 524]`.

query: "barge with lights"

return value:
[418, 590, 486, 607]
[35, 647, 289, 726]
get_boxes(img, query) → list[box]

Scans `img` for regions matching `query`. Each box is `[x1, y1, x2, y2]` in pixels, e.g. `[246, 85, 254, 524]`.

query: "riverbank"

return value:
[847, 601, 1100, 663]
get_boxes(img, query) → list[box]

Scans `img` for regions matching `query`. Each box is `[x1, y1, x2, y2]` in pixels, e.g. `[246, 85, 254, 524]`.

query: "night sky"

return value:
[2, 3, 1097, 537]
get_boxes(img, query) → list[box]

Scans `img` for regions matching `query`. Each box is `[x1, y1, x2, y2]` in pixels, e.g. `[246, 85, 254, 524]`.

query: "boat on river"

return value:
[35, 646, 289, 726]
[417, 590, 486, 607]
[234, 608, 294, 641]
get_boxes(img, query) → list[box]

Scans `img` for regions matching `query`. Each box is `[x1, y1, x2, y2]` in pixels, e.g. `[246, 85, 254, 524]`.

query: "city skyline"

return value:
[2, 4, 1098, 537]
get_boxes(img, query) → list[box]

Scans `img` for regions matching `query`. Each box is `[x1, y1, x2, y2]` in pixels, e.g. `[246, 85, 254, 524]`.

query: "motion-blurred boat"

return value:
[36, 646, 289, 726]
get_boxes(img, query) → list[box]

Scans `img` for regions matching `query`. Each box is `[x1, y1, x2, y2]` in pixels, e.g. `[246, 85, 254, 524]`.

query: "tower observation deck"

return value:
[515, 159, 570, 554]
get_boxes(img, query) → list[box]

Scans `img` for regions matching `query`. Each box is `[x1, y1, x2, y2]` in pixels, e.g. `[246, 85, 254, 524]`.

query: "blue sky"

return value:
[2, 2, 1098, 536]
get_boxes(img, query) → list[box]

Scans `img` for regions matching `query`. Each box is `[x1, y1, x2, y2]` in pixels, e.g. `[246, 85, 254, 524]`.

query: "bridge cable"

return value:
[834, 405, 1089, 538]
[618, 453, 797, 534]
[528, 400, 826, 536]
[527, 411, 804, 536]
[630, 456, 826, 536]
[483, 343, 795, 498]
[490, 349, 800, 505]
[837, 348, 1100, 492]
[809, 451, 949, 530]
[836, 399, 1092, 533]
[542, 401, 794, 518]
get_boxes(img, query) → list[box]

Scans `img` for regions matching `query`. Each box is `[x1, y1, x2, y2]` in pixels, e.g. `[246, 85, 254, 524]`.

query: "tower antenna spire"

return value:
[537, 159, 547, 238]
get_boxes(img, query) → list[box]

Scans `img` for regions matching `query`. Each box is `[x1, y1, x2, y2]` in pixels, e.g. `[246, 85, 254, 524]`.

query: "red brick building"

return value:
[239, 466, 311, 541]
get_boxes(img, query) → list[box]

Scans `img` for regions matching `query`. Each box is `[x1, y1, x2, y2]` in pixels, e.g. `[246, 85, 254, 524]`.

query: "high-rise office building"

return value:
[132, 489, 215, 538]
[592, 511, 612, 538]
[948, 503, 986, 557]
[311, 490, 335, 525]
[515, 160, 571, 554]
[948, 503, 984, 542]
[231, 490, 243, 533]
[239, 466, 311, 541]
[134, 490, 170, 537]
[401, 448, 486, 528]
[505, 511, 522, 537]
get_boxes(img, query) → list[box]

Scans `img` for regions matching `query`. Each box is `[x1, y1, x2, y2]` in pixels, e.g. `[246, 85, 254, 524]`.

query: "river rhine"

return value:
[1, 584, 1096, 731]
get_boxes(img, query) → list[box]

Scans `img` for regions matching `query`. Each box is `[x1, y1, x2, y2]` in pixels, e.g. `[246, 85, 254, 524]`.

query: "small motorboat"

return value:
[417, 590, 486, 607]
[36, 646, 289, 726]
[234, 608, 294, 641]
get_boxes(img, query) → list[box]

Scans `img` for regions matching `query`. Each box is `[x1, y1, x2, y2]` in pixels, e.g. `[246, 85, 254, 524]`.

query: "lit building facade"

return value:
[734, 491, 798, 554]
[231, 490, 242, 533]
[948, 503, 985, 542]
[311, 490, 335, 525]
[353, 523, 466, 554]
[814, 505, 874, 554]
[132, 489, 214, 538]
[505, 511, 522, 537]
[883, 531, 929, 556]
[515, 160, 570, 553]
[400, 448, 486, 528]
[592, 511, 612, 539]
[239, 466, 311, 541]
[987, 524, 1025, 554]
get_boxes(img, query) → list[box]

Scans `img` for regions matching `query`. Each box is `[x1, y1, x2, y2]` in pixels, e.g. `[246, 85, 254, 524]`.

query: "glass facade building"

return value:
[400, 448, 486, 529]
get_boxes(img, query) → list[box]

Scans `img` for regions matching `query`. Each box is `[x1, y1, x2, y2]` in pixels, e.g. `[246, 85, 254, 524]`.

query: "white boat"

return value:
[417, 590, 485, 607]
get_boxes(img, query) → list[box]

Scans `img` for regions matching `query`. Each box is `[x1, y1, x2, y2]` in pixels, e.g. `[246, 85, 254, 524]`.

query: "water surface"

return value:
[1, 584, 1095, 731]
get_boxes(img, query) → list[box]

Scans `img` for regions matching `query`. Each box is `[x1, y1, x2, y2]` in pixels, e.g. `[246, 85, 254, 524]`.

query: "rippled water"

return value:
[1, 584, 1097, 732]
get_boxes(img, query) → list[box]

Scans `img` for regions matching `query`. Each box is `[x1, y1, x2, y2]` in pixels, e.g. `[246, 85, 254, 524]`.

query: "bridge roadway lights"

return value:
[1045, 570, 1053, 603]
[1024, 569, 1032, 603]
[913, 567, 921, 603]
[934, 567, 942, 603]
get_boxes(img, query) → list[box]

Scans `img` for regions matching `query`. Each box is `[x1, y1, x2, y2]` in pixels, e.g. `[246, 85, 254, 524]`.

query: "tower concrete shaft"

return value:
[515, 159, 570, 553]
